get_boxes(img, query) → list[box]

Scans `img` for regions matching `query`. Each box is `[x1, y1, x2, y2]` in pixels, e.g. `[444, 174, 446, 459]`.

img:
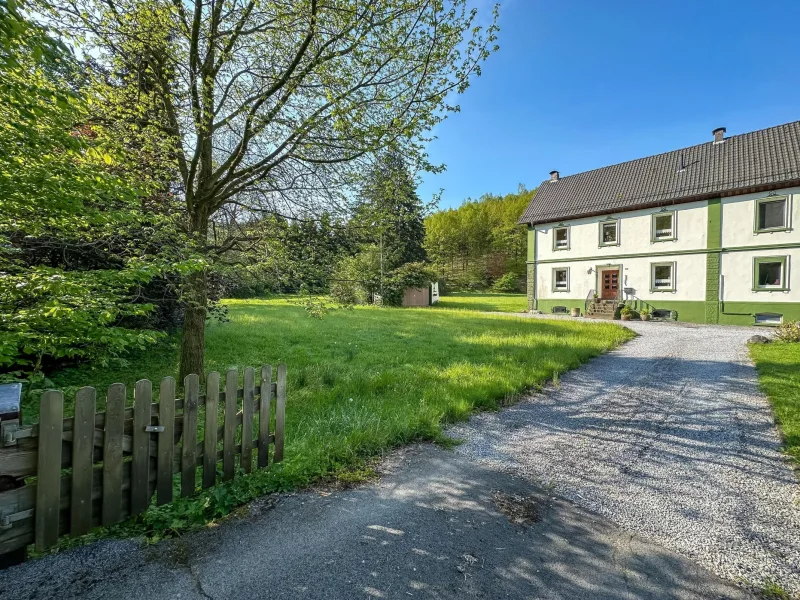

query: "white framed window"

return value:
[650, 262, 675, 292]
[753, 256, 789, 291]
[553, 226, 570, 250]
[651, 210, 676, 241]
[553, 267, 570, 292]
[599, 220, 619, 246]
[755, 196, 790, 232]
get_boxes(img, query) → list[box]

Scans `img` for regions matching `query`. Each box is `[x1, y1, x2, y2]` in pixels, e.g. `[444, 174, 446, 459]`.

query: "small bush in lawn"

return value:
[491, 273, 521, 293]
[775, 320, 800, 343]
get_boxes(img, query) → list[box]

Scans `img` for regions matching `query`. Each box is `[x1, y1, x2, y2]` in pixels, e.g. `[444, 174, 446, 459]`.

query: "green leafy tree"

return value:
[0, 2, 197, 373]
[425, 185, 532, 290]
[352, 151, 430, 272]
[40, 0, 500, 378]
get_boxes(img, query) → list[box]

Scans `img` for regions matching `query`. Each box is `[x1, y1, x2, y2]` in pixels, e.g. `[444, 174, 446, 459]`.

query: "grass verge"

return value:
[434, 292, 527, 313]
[31, 298, 632, 550]
[750, 341, 800, 468]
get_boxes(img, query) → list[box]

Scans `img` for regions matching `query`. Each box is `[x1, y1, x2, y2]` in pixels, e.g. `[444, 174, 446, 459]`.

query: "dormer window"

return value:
[652, 211, 676, 242]
[553, 226, 570, 250]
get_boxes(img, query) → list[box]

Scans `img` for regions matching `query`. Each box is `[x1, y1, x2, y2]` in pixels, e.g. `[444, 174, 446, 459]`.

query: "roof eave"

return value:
[519, 179, 800, 226]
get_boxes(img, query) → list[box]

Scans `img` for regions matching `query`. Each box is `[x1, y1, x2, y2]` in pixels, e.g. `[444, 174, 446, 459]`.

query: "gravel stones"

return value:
[449, 320, 800, 595]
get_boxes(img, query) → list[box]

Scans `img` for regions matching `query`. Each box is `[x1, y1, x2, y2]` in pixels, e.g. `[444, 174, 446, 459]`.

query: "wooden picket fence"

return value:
[0, 365, 286, 558]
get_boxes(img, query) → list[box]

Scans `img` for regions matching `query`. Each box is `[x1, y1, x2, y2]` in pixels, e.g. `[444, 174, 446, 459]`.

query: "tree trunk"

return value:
[179, 268, 207, 380]
[179, 210, 210, 381]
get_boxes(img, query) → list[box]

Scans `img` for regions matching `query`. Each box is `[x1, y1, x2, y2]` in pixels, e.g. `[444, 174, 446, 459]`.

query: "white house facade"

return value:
[520, 123, 800, 325]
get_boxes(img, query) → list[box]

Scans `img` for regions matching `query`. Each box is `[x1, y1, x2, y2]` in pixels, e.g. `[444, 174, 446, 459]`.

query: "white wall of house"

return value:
[532, 186, 800, 307]
[721, 186, 800, 248]
[537, 255, 707, 302]
[721, 248, 800, 303]
[534, 200, 708, 261]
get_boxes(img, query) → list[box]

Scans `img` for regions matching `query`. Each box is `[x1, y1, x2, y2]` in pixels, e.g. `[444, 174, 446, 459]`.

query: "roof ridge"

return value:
[539, 120, 800, 186]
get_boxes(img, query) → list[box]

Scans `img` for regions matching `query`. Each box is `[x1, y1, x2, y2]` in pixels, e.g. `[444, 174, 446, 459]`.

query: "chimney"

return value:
[712, 127, 726, 143]
[549, 170, 560, 182]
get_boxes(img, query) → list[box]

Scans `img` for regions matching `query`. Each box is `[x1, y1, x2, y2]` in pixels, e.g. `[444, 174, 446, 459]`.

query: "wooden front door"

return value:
[601, 269, 619, 300]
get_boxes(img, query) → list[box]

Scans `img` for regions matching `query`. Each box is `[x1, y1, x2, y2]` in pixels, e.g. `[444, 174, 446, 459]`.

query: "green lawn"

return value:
[434, 292, 528, 313]
[34, 298, 632, 539]
[750, 342, 800, 468]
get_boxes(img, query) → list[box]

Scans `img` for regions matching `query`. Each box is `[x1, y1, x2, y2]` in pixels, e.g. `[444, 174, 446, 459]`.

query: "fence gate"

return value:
[0, 365, 286, 561]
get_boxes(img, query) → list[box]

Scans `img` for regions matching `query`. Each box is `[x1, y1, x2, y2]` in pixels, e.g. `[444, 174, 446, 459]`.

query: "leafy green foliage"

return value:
[0, 5, 200, 374]
[425, 186, 532, 290]
[491, 272, 521, 293]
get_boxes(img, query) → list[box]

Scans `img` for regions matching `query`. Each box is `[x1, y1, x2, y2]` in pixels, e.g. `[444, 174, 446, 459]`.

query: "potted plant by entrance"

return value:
[620, 306, 633, 321]
[570, 307, 581, 317]
[640, 308, 652, 321]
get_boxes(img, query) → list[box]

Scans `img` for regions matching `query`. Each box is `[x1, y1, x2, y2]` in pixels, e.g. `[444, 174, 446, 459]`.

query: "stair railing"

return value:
[584, 289, 596, 315]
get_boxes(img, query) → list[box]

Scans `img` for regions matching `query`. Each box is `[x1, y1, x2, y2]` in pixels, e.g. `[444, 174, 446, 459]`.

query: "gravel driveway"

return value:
[450, 319, 800, 595]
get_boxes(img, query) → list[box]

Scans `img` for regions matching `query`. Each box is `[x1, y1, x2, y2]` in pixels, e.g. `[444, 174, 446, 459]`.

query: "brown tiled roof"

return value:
[519, 121, 800, 224]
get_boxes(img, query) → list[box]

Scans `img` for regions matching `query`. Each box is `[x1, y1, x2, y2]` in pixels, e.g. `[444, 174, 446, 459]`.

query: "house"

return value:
[519, 121, 800, 325]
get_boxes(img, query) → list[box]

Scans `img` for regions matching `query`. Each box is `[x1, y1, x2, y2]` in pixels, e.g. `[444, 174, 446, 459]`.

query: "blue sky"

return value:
[419, 0, 800, 209]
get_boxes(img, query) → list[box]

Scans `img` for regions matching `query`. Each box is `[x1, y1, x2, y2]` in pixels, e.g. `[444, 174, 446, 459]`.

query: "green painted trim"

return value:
[527, 241, 800, 265]
[650, 210, 677, 243]
[526, 227, 536, 262]
[598, 219, 620, 247]
[719, 301, 800, 326]
[754, 195, 792, 233]
[650, 261, 676, 293]
[536, 298, 585, 314]
[552, 225, 570, 251]
[705, 198, 722, 323]
[752, 255, 790, 292]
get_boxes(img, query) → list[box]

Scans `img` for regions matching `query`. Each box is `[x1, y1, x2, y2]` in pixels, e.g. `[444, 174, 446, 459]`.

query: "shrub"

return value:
[491, 273, 521, 293]
[775, 320, 800, 343]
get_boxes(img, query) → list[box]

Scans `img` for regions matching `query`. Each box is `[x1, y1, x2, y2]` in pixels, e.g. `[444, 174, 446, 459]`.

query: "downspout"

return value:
[719, 275, 754, 317]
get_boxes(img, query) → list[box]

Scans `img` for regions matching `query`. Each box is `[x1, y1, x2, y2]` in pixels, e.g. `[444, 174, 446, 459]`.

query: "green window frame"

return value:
[599, 219, 620, 247]
[752, 256, 789, 292]
[651, 210, 677, 242]
[650, 261, 676, 292]
[552, 267, 570, 293]
[552, 225, 570, 251]
[754, 196, 791, 233]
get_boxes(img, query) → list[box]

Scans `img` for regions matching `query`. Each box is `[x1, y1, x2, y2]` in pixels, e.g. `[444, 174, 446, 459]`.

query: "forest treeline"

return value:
[424, 186, 533, 292]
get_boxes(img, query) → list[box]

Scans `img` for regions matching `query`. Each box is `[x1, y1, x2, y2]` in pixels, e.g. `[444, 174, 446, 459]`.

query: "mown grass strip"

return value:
[750, 342, 800, 468]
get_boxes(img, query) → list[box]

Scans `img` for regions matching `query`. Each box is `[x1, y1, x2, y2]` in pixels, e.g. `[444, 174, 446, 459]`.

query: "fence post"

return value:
[181, 374, 199, 497]
[70, 387, 95, 536]
[203, 372, 220, 489]
[131, 380, 152, 515]
[102, 384, 125, 527]
[35, 390, 63, 551]
[241, 368, 255, 473]
[257, 365, 272, 468]
[274, 363, 287, 463]
[223, 369, 237, 481]
[157, 377, 176, 505]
